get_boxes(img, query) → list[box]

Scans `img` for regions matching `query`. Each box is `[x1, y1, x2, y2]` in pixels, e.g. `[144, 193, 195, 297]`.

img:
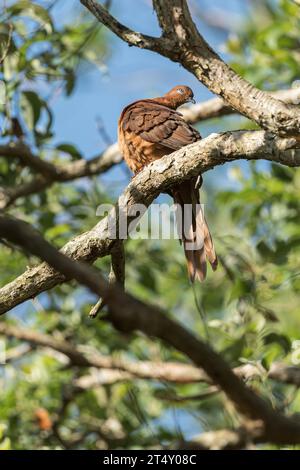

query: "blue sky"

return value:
[5, 0, 254, 440]
[45, 0, 250, 196]
[50, 0, 248, 154]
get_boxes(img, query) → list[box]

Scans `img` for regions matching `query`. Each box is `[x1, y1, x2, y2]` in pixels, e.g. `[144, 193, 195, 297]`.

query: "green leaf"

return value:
[56, 143, 82, 160]
[263, 332, 291, 354]
[9, 1, 53, 34]
[20, 91, 42, 130]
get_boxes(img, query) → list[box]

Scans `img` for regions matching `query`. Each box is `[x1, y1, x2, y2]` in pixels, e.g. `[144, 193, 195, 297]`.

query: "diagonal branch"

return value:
[80, 0, 170, 52]
[182, 87, 300, 124]
[0, 129, 299, 314]
[1, 87, 299, 209]
[81, 0, 300, 135]
[1, 214, 300, 445]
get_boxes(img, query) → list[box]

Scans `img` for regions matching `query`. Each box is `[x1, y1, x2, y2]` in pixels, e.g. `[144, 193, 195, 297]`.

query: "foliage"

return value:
[227, 0, 300, 88]
[0, 0, 300, 450]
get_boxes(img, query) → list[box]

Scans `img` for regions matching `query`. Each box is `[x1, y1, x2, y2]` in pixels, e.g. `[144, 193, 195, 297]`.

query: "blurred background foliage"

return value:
[0, 0, 300, 449]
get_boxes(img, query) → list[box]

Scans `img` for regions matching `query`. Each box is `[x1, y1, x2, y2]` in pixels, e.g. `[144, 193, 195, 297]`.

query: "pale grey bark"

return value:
[0, 129, 299, 315]
[81, 0, 300, 135]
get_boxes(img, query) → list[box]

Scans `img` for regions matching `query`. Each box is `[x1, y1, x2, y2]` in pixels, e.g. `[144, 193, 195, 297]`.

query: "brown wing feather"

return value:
[121, 100, 201, 151]
[118, 95, 217, 282]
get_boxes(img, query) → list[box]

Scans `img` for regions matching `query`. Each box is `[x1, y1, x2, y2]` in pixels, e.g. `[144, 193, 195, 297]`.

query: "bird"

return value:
[118, 85, 217, 282]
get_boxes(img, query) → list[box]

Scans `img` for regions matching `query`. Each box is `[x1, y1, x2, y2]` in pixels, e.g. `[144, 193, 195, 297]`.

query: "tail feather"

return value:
[172, 177, 217, 282]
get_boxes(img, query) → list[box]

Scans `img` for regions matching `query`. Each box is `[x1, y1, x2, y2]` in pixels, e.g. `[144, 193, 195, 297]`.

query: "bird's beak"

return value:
[188, 97, 196, 104]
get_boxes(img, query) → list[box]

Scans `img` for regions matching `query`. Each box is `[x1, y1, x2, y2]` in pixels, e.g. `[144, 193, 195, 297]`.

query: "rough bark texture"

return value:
[1, 0, 300, 449]
[81, 0, 300, 135]
[1, 87, 299, 208]
[1, 215, 300, 445]
[0, 129, 299, 314]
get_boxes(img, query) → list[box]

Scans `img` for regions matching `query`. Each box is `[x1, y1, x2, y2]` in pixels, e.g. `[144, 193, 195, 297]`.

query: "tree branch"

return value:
[81, 0, 300, 135]
[1, 215, 300, 445]
[0, 142, 61, 178]
[2, 87, 299, 209]
[0, 23, 13, 65]
[0, 322, 206, 383]
[0, 129, 299, 313]
[80, 0, 170, 52]
[181, 87, 300, 124]
[0, 143, 121, 209]
[269, 362, 300, 387]
[177, 426, 261, 450]
[89, 240, 125, 318]
[5, 321, 294, 388]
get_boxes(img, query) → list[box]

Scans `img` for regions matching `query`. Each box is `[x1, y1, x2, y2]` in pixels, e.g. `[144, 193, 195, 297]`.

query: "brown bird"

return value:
[118, 85, 217, 281]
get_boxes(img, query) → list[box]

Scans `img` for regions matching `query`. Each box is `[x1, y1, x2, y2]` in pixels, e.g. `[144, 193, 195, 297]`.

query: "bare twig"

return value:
[89, 240, 125, 318]
[80, 0, 170, 52]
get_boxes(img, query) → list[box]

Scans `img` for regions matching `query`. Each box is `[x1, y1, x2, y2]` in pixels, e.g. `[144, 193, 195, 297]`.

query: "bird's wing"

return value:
[121, 100, 201, 150]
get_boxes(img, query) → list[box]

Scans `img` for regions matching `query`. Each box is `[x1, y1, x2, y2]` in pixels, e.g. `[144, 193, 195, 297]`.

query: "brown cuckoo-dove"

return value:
[118, 85, 217, 281]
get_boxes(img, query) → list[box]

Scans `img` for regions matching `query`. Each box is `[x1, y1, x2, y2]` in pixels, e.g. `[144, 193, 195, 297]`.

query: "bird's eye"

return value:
[177, 88, 184, 95]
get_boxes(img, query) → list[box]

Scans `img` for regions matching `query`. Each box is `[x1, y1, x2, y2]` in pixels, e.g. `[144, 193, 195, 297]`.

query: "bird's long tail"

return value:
[172, 177, 218, 282]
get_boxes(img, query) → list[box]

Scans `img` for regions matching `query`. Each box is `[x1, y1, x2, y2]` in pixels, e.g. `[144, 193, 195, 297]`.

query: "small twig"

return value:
[89, 240, 125, 318]
[157, 386, 219, 403]
[192, 285, 210, 342]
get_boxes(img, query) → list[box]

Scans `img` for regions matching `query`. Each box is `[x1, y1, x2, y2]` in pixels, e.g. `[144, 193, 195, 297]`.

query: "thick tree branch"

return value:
[0, 215, 300, 445]
[0, 129, 299, 313]
[1, 87, 299, 209]
[81, 0, 300, 135]
[0, 143, 121, 209]
[181, 87, 300, 124]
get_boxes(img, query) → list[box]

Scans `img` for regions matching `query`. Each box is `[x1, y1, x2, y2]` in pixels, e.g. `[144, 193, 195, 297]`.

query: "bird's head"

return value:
[163, 85, 196, 109]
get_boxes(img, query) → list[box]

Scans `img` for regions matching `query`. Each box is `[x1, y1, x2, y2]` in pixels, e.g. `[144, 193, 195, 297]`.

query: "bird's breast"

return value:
[118, 126, 169, 174]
